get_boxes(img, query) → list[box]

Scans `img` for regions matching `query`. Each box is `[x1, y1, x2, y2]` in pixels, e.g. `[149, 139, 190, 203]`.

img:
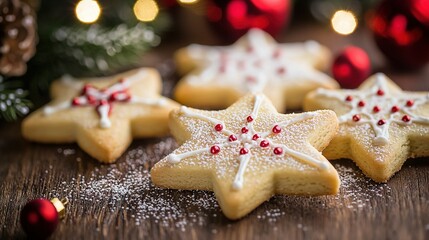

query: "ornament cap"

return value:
[50, 197, 68, 219]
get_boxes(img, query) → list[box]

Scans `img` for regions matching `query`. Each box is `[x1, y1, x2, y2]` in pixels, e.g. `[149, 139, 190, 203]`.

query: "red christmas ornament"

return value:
[332, 46, 371, 89]
[20, 198, 67, 239]
[370, 0, 429, 69]
[206, 0, 292, 42]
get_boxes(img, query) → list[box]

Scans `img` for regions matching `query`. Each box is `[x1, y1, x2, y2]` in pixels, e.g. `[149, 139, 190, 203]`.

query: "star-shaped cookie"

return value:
[304, 73, 429, 182]
[151, 94, 340, 219]
[22, 68, 179, 163]
[173, 28, 338, 111]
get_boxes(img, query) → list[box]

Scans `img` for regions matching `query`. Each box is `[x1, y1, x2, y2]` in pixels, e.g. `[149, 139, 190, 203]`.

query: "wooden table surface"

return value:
[1, 21, 429, 240]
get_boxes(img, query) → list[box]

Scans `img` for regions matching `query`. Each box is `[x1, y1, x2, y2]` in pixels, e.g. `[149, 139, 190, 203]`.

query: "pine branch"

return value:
[0, 78, 32, 122]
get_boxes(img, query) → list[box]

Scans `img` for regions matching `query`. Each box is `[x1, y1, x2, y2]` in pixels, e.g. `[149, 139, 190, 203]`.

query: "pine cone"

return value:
[0, 0, 37, 76]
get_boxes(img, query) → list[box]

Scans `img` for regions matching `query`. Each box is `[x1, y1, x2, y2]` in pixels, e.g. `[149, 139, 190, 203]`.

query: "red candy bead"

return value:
[273, 147, 283, 155]
[260, 140, 270, 148]
[373, 106, 381, 113]
[358, 101, 365, 107]
[391, 105, 400, 113]
[345, 95, 353, 102]
[241, 127, 249, 134]
[228, 135, 237, 142]
[252, 134, 260, 140]
[210, 145, 221, 154]
[82, 84, 92, 95]
[272, 125, 281, 134]
[72, 97, 81, 106]
[277, 67, 286, 75]
[246, 116, 254, 122]
[376, 89, 385, 96]
[378, 119, 386, 125]
[352, 114, 361, 122]
[214, 124, 223, 131]
[406, 100, 414, 107]
[86, 95, 97, 105]
[402, 115, 411, 122]
[240, 148, 249, 155]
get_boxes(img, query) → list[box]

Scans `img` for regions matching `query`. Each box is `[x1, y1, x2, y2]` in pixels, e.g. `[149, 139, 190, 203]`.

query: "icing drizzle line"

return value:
[316, 73, 429, 145]
[43, 70, 167, 129]
[167, 95, 328, 191]
[186, 30, 332, 94]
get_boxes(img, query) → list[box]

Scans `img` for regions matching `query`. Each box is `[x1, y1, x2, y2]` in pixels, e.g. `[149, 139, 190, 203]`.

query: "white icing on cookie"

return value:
[184, 29, 334, 94]
[316, 73, 429, 145]
[168, 95, 328, 191]
[43, 70, 166, 129]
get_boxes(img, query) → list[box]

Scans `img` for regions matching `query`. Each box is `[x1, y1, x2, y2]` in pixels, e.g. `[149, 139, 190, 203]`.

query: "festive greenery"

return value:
[0, 0, 170, 122]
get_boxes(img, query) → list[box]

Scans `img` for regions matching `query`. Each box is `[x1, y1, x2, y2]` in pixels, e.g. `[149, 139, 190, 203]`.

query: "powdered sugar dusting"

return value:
[49, 139, 392, 231]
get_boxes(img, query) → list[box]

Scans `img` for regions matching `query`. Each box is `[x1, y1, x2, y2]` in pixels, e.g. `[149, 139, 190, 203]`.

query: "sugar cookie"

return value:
[151, 94, 340, 219]
[304, 73, 429, 182]
[174, 28, 338, 111]
[22, 68, 179, 163]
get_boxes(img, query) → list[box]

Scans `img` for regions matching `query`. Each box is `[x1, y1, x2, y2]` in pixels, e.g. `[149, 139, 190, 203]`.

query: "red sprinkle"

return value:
[358, 101, 365, 107]
[377, 119, 386, 125]
[402, 115, 411, 122]
[260, 140, 269, 148]
[373, 106, 381, 113]
[406, 100, 414, 107]
[228, 135, 237, 142]
[391, 105, 400, 113]
[214, 124, 223, 131]
[72, 97, 81, 106]
[273, 147, 283, 155]
[241, 127, 249, 134]
[352, 114, 361, 122]
[82, 84, 92, 94]
[377, 89, 385, 96]
[277, 67, 286, 75]
[239, 148, 249, 155]
[246, 116, 254, 122]
[210, 145, 220, 154]
[252, 134, 260, 141]
[345, 95, 353, 102]
[272, 125, 281, 134]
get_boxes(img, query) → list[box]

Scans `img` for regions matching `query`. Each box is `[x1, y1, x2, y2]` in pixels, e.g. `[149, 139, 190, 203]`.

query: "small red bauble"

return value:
[402, 115, 411, 122]
[406, 100, 414, 107]
[345, 95, 353, 102]
[241, 127, 249, 133]
[332, 46, 371, 89]
[246, 116, 254, 122]
[358, 101, 366, 107]
[20, 198, 67, 239]
[370, 0, 429, 69]
[373, 106, 381, 113]
[205, 0, 292, 42]
[377, 89, 385, 96]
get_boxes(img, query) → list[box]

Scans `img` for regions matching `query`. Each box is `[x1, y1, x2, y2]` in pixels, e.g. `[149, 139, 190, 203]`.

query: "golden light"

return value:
[331, 10, 357, 35]
[178, 0, 199, 4]
[75, 0, 101, 24]
[134, 0, 159, 22]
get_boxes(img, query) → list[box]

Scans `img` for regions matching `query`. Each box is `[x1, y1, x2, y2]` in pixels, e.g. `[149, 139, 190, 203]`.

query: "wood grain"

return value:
[1, 21, 429, 240]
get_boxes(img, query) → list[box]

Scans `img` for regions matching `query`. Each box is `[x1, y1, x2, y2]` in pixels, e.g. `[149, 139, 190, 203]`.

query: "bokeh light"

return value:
[75, 0, 101, 24]
[331, 10, 357, 35]
[178, 0, 199, 4]
[134, 0, 159, 22]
